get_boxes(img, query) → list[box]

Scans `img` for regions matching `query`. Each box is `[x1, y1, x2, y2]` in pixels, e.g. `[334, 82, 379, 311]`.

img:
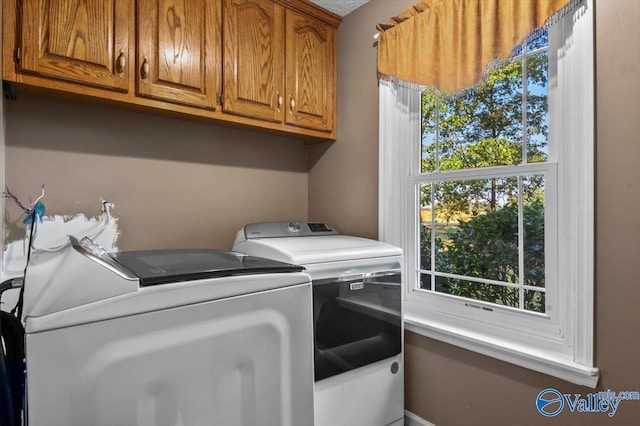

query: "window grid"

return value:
[417, 37, 549, 313]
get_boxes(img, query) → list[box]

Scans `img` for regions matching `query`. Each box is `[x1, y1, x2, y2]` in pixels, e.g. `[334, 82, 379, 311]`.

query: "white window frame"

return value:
[379, 0, 597, 387]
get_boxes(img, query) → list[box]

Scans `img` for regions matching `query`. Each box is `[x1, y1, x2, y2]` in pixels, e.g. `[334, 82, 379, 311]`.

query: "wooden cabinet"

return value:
[285, 9, 335, 132]
[223, 1, 336, 133]
[18, 0, 132, 92]
[3, 0, 340, 141]
[137, 0, 221, 109]
[223, 0, 284, 122]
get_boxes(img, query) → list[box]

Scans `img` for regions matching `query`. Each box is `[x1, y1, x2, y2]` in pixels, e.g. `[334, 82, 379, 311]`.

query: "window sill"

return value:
[404, 314, 599, 388]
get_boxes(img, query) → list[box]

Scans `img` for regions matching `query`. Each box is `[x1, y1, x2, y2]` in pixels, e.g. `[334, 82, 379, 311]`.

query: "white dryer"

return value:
[233, 222, 404, 426]
[23, 236, 315, 426]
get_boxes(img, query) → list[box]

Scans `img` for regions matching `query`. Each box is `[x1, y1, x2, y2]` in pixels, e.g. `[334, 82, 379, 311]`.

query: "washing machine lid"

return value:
[111, 249, 304, 287]
[235, 235, 402, 265]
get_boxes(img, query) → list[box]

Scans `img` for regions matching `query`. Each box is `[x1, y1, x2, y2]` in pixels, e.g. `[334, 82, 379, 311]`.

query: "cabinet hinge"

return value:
[218, 93, 224, 105]
[15, 47, 21, 63]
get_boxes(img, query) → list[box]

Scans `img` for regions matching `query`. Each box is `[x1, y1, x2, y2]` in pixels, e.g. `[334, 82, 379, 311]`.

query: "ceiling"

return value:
[308, 0, 370, 16]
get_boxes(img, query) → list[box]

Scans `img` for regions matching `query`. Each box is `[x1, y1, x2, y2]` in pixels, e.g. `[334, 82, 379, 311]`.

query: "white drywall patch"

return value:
[1, 201, 119, 312]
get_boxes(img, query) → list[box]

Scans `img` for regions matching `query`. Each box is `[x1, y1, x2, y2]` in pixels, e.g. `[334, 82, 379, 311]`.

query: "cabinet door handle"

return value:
[140, 56, 150, 81]
[289, 95, 295, 114]
[115, 50, 126, 76]
[277, 91, 283, 112]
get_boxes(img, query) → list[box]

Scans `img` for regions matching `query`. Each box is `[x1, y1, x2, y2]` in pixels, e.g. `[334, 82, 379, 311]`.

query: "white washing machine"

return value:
[233, 222, 404, 426]
[22, 236, 315, 426]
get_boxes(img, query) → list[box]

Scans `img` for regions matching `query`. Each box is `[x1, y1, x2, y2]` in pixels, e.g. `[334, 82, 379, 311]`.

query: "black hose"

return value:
[0, 322, 14, 426]
[1, 278, 26, 426]
[0, 278, 20, 295]
[0, 311, 25, 426]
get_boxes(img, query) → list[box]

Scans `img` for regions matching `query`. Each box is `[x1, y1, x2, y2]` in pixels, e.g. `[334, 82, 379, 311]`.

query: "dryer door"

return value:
[313, 270, 401, 381]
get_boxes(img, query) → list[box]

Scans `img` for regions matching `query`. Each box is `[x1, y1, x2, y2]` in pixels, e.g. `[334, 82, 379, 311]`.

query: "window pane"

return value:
[433, 178, 519, 284]
[419, 273, 432, 290]
[421, 88, 438, 173]
[525, 290, 545, 313]
[419, 183, 433, 271]
[420, 223, 432, 271]
[435, 277, 519, 309]
[421, 174, 547, 311]
[523, 175, 545, 288]
[527, 50, 549, 163]
[433, 181, 463, 276]
[526, 30, 548, 52]
[437, 64, 524, 171]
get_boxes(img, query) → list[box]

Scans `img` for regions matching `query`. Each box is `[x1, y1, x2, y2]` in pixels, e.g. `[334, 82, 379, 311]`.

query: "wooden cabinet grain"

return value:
[18, 0, 132, 92]
[137, 0, 221, 109]
[222, 1, 336, 133]
[285, 9, 335, 132]
[3, 0, 340, 141]
[223, 0, 284, 122]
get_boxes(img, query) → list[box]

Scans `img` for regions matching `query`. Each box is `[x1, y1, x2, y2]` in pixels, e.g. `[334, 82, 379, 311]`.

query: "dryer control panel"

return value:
[240, 222, 339, 240]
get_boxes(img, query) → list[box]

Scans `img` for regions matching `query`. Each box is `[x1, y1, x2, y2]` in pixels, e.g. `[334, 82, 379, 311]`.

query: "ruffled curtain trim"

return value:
[377, 0, 582, 95]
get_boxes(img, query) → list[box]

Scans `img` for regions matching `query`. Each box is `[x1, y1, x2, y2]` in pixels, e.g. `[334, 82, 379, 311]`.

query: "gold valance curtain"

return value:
[377, 0, 573, 94]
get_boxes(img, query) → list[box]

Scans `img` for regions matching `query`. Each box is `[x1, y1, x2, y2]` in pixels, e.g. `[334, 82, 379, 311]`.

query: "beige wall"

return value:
[308, 0, 640, 424]
[4, 93, 308, 251]
[307, 0, 416, 238]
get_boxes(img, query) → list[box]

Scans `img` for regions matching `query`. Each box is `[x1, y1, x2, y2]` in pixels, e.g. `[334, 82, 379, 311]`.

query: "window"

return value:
[419, 34, 552, 314]
[379, 0, 597, 386]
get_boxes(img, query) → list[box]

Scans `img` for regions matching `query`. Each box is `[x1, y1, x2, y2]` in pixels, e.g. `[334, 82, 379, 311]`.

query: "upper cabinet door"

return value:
[20, 0, 131, 92]
[285, 10, 335, 132]
[223, 0, 284, 122]
[137, 0, 220, 110]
